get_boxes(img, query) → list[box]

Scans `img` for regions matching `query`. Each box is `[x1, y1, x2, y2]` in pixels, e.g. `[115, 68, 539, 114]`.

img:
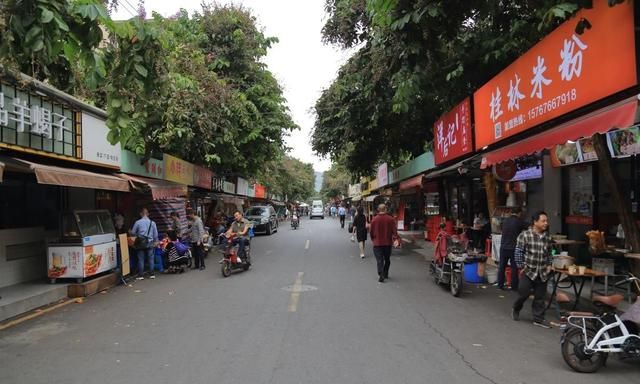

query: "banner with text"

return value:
[434, 98, 473, 164]
[473, 1, 636, 149]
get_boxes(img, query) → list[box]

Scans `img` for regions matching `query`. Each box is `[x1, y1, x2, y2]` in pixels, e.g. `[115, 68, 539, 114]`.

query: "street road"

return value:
[1, 217, 638, 383]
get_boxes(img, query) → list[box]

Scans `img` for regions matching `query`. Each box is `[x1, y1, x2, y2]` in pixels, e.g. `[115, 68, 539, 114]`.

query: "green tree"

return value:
[320, 162, 351, 201]
[312, 0, 589, 177]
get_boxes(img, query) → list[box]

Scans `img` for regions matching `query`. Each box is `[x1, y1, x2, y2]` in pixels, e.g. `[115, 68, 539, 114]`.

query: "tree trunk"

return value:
[592, 133, 640, 275]
[483, 171, 498, 218]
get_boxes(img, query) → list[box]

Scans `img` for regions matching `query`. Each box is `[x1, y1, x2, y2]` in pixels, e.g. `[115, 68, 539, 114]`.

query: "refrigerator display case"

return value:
[47, 210, 117, 283]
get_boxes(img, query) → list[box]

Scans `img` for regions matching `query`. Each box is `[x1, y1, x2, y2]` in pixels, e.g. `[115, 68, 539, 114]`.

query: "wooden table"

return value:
[552, 239, 585, 246]
[547, 267, 607, 311]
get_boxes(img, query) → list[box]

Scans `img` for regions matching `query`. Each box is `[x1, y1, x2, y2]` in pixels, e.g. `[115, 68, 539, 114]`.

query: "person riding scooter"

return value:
[225, 211, 251, 261]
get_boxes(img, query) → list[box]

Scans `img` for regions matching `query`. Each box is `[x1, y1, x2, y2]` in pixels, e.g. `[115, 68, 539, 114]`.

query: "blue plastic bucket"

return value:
[463, 262, 484, 283]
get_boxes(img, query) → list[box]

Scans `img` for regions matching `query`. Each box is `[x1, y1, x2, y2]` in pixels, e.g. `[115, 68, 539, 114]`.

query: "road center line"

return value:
[287, 272, 304, 312]
[305, 240, 310, 249]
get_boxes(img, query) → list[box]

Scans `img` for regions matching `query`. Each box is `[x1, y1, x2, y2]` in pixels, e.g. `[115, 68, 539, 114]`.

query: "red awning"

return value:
[116, 174, 187, 200]
[481, 98, 638, 168]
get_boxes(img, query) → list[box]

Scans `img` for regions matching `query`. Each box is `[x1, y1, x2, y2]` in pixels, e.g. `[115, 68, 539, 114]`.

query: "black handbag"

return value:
[133, 221, 153, 250]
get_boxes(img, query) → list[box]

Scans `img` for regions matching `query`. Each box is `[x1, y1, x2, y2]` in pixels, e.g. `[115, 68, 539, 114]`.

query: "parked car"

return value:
[310, 200, 324, 219]
[245, 205, 279, 235]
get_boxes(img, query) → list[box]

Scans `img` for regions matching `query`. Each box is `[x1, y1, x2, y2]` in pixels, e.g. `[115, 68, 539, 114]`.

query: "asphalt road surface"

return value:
[1, 217, 638, 384]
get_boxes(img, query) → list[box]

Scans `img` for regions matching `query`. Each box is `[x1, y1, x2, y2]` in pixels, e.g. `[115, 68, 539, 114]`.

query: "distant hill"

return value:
[314, 171, 323, 192]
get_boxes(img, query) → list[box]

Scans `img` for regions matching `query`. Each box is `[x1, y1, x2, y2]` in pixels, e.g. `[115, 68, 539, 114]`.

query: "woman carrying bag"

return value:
[352, 206, 369, 259]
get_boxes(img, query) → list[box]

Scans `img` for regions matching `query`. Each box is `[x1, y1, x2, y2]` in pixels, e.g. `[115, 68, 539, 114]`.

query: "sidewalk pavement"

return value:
[399, 231, 634, 316]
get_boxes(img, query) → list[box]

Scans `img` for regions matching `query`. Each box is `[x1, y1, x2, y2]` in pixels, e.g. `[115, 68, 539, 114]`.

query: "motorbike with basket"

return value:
[430, 237, 467, 297]
[220, 233, 252, 277]
[559, 275, 640, 373]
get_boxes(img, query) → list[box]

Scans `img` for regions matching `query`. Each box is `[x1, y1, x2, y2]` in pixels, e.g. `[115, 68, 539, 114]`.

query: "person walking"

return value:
[167, 211, 182, 240]
[496, 208, 528, 290]
[353, 206, 368, 259]
[130, 208, 158, 280]
[512, 211, 553, 329]
[186, 210, 206, 270]
[338, 205, 347, 228]
[369, 204, 398, 283]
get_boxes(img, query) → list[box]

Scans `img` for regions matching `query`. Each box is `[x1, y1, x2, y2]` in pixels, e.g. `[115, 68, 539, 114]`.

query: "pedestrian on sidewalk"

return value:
[353, 206, 368, 258]
[512, 211, 553, 329]
[369, 204, 398, 283]
[186, 210, 206, 270]
[497, 208, 528, 291]
[130, 208, 158, 280]
[167, 211, 182, 240]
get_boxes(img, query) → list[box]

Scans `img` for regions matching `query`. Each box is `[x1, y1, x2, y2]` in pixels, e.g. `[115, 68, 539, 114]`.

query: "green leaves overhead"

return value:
[313, 0, 594, 178]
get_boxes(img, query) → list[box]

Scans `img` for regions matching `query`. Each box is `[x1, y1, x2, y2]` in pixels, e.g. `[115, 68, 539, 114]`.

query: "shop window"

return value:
[0, 175, 60, 230]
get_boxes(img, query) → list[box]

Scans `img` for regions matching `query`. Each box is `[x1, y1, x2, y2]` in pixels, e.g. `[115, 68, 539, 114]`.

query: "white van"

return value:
[310, 200, 324, 219]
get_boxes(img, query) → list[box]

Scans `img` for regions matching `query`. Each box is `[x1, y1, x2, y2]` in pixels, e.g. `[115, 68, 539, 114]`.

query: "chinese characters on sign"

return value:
[377, 163, 388, 187]
[120, 150, 163, 179]
[433, 98, 473, 165]
[163, 154, 194, 186]
[193, 165, 214, 190]
[1, 82, 76, 157]
[473, 1, 636, 149]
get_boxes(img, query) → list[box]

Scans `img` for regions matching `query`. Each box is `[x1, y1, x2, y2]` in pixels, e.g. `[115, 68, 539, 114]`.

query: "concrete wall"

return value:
[542, 154, 563, 233]
[0, 227, 47, 288]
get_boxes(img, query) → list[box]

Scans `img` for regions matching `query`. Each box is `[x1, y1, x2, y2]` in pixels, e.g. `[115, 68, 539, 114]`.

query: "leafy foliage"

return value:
[0, 0, 111, 92]
[313, 0, 591, 177]
[320, 162, 351, 200]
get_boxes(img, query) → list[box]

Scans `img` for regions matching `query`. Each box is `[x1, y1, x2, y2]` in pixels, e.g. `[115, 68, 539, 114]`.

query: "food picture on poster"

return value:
[551, 142, 580, 166]
[577, 137, 598, 161]
[607, 127, 640, 157]
[567, 166, 593, 223]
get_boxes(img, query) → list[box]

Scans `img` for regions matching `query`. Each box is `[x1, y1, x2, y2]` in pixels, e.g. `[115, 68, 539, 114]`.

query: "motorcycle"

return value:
[429, 238, 466, 297]
[560, 276, 640, 373]
[220, 234, 251, 277]
[291, 214, 299, 230]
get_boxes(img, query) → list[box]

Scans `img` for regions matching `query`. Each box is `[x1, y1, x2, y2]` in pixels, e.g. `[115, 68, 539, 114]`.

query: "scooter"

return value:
[429, 238, 467, 297]
[291, 214, 299, 229]
[560, 276, 640, 373]
[220, 234, 251, 277]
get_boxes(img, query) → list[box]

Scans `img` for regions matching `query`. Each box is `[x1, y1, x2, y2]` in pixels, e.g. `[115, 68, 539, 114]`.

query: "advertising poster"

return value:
[550, 142, 580, 167]
[607, 126, 640, 157]
[83, 242, 117, 278]
[577, 137, 598, 162]
[48, 246, 83, 279]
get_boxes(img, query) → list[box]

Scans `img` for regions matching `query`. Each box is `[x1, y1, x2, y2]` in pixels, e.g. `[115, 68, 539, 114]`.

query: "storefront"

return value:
[473, 1, 639, 263]
[0, 74, 126, 287]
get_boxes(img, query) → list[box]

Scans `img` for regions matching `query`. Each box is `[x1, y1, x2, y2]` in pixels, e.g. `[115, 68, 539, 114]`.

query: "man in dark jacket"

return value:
[369, 204, 398, 283]
[497, 208, 528, 290]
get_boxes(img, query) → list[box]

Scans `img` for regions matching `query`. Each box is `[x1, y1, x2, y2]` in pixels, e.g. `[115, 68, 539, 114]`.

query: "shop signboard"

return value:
[434, 98, 473, 165]
[473, 1, 636, 149]
[81, 113, 121, 168]
[193, 165, 213, 190]
[236, 177, 249, 196]
[607, 126, 640, 158]
[247, 185, 255, 198]
[377, 163, 389, 187]
[164, 154, 194, 186]
[223, 181, 236, 195]
[120, 149, 164, 179]
[399, 175, 422, 191]
[212, 176, 225, 192]
[254, 184, 266, 199]
[0, 80, 78, 158]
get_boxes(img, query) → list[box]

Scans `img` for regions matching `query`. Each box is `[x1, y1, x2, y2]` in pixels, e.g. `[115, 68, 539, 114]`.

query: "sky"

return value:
[112, 0, 352, 172]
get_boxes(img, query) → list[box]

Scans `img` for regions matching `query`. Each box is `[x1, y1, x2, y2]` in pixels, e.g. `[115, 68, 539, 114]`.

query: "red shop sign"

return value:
[565, 215, 593, 226]
[193, 165, 213, 190]
[473, 0, 636, 149]
[434, 97, 473, 165]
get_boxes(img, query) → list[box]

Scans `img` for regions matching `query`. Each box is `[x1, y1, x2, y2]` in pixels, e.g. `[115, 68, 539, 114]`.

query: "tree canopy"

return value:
[312, 0, 594, 177]
[1, 1, 302, 194]
[320, 162, 351, 201]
